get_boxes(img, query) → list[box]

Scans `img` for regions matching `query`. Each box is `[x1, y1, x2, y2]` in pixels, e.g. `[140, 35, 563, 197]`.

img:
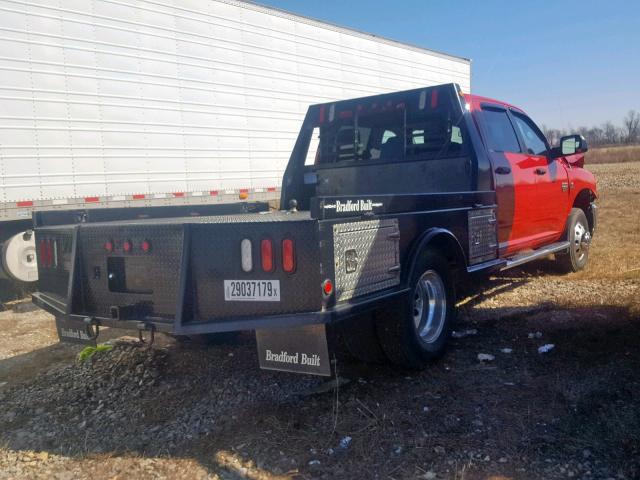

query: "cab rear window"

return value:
[311, 87, 467, 165]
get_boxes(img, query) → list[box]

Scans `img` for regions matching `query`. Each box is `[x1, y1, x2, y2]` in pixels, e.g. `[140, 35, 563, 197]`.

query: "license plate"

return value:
[224, 280, 280, 302]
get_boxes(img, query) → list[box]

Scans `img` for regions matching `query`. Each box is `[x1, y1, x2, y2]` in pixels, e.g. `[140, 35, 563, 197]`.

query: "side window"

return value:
[480, 108, 520, 153]
[511, 114, 548, 156]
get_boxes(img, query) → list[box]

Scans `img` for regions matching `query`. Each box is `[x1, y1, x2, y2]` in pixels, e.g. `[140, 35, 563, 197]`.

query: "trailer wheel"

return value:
[339, 312, 387, 364]
[375, 249, 455, 369]
[557, 208, 590, 273]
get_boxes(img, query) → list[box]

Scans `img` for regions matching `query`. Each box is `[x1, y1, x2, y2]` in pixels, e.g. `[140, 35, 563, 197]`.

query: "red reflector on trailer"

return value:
[123, 240, 132, 253]
[282, 239, 295, 273]
[261, 239, 274, 272]
[141, 240, 151, 253]
[104, 240, 114, 253]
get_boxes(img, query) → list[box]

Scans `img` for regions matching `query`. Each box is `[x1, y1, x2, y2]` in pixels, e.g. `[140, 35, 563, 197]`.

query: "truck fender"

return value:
[404, 228, 467, 286]
[571, 188, 597, 234]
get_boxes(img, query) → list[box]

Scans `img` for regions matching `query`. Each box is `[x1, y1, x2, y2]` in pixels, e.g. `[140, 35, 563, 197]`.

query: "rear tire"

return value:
[557, 208, 591, 273]
[375, 250, 455, 369]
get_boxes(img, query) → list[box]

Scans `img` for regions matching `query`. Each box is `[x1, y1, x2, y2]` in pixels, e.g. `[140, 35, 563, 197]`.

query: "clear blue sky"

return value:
[256, 0, 639, 130]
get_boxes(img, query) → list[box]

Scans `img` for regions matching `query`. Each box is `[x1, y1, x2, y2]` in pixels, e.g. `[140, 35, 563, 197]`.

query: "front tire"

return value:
[375, 250, 455, 369]
[557, 208, 591, 273]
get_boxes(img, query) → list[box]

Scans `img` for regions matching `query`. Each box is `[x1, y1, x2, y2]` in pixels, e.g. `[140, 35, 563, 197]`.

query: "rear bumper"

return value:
[33, 287, 408, 336]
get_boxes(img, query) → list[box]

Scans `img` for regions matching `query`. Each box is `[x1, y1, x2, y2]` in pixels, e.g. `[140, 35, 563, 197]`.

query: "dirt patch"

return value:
[0, 162, 639, 479]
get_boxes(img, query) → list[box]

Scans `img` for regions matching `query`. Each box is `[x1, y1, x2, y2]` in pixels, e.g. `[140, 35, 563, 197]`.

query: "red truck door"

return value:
[478, 105, 550, 255]
[510, 111, 570, 243]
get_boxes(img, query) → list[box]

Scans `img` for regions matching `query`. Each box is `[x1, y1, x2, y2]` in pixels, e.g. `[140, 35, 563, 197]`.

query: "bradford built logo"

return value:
[60, 328, 92, 341]
[265, 349, 321, 367]
[324, 199, 383, 213]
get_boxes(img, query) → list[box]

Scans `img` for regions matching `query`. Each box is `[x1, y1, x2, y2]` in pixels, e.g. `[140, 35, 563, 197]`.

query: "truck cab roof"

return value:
[462, 93, 525, 114]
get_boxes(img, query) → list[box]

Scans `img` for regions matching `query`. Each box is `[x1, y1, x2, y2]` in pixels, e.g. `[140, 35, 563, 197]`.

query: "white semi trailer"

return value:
[0, 0, 471, 288]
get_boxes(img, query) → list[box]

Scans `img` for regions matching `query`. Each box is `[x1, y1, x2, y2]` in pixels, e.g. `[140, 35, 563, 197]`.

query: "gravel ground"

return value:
[0, 162, 639, 480]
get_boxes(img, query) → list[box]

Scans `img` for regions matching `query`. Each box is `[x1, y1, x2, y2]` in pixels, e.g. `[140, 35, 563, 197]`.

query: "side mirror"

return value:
[560, 134, 588, 155]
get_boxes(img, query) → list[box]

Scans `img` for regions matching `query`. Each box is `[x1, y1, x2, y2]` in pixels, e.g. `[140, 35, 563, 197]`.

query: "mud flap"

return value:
[256, 324, 331, 376]
[55, 317, 97, 346]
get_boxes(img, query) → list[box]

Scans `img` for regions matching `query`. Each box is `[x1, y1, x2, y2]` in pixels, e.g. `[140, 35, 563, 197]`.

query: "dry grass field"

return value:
[586, 144, 640, 164]
[0, 161, 638, 480]
[580, 162, 640, 282]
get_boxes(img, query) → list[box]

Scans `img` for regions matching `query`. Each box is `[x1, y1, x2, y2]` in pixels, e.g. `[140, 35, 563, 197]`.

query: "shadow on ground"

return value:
[1, 289, 639, 479]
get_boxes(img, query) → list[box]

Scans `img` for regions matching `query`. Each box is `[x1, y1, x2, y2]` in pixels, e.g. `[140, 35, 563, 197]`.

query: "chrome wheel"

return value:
[573, 221, 590, 262]
[412, 270, 447, 344]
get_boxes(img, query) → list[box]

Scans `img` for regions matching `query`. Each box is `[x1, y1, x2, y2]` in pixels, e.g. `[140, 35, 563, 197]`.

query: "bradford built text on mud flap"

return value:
[265, 350, 321, 367]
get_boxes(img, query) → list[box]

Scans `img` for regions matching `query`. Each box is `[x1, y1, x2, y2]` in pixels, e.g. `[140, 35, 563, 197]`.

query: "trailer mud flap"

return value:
[256, 324, 331, 376]
[55, 317, 97, 346]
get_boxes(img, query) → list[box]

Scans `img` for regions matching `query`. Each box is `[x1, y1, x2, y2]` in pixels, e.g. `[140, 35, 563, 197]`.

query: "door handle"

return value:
[535, 168, 547, 175]
[495, 166, 511, 175]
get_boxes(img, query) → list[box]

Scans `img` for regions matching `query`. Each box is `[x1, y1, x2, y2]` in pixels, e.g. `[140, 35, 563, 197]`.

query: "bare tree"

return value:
[541, 125, 567, 146]
[623, 110, 640, 144]
[602, 121, 619, 145]
[543, 111, 637, 147]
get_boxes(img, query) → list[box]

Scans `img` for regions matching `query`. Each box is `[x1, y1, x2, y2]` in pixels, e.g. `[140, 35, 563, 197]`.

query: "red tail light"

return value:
[104, 240, 114, 253]
[282, 239, 295, 273]
[141, 240, 151, 253]
[123, 240, 132, 253]
[322, 279, 334, 296]
[261, 239, 273, 272]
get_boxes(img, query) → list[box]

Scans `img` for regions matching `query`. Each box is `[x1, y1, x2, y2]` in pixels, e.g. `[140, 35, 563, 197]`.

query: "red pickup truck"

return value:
[33, 84, 596, 375]
[464, 94, 596, 264]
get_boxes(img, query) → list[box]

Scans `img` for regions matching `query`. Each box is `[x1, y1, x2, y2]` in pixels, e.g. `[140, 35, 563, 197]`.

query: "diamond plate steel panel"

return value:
[468, 208, 498, 263]
[76, 210, 311, 227]
[333, 218, 400, 301]
[77, 224, 184, 321]
[36, 228, 74, 303]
